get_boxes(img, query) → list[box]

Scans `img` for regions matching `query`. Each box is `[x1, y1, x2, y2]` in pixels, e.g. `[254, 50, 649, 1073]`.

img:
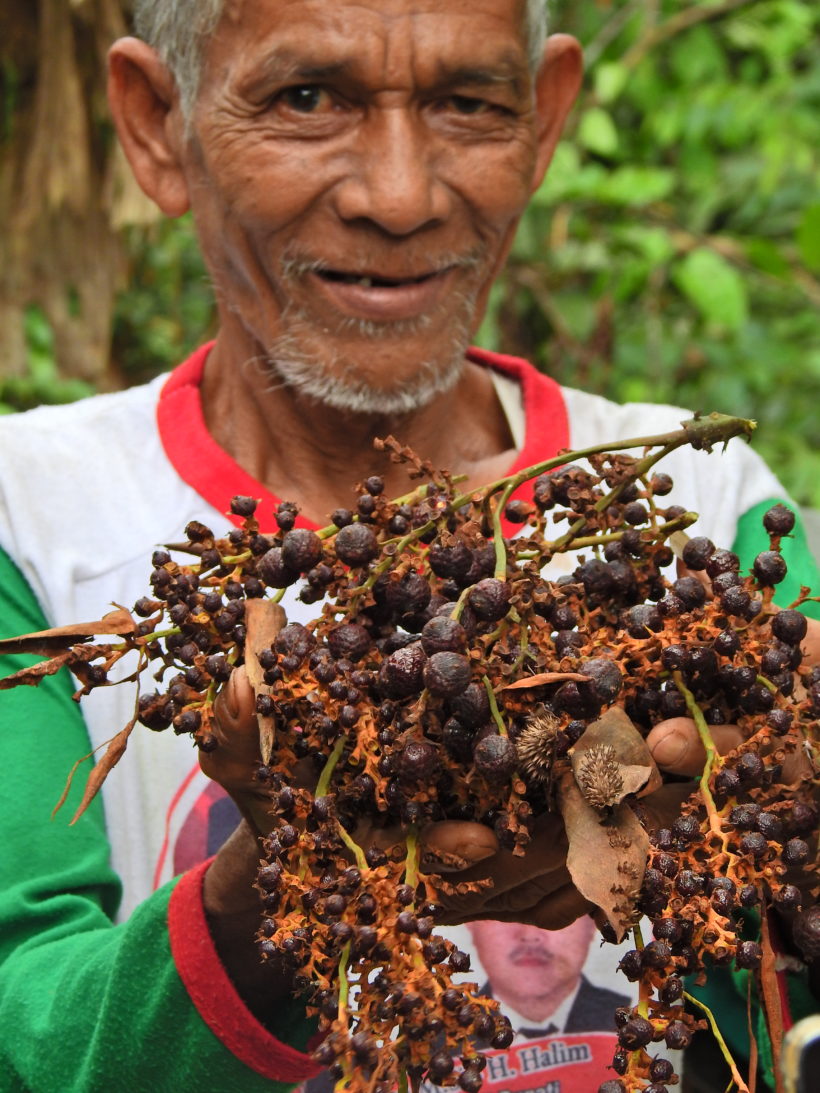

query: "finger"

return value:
[434, 813, 569, 888]
[212, 665, 258, 746]
[450, 885, 591, 932]
[418, 820, 498, 872]
[647, 718, 743, 776]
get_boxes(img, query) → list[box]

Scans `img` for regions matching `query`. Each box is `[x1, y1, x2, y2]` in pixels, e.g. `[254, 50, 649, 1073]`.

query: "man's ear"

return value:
[107, 37, 190, 217]
[531, 34, 584, 191]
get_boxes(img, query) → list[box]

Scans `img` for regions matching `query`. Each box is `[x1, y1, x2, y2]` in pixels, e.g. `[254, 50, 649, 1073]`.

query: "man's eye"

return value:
[450, 95, 489, 115]
[278, 86, 330, 113]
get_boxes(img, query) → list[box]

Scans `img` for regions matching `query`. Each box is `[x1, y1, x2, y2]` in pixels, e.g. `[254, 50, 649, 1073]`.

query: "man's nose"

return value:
[334, 108, 452, 236]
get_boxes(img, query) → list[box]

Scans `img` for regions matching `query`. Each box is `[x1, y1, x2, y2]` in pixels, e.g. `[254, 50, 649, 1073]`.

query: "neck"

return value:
[201, 331, 518, 525]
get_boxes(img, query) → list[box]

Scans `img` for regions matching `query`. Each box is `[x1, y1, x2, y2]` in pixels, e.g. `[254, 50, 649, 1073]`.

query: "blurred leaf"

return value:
[673, 249, 749, 329]
[797, 204, 820, 273]
[593, 61, 629, 105]
[578, 106, 619, 157]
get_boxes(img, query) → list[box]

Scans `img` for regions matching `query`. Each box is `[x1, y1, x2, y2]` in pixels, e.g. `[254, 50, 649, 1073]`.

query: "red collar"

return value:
[156, 342, 569, 535]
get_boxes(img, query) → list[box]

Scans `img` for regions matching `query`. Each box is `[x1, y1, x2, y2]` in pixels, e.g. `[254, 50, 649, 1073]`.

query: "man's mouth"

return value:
[308, 265, 455, 322]
[317, 269, 440, 289]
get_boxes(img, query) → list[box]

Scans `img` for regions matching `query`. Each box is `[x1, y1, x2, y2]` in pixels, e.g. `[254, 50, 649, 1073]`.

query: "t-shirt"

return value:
[0, 343, 816, 1091]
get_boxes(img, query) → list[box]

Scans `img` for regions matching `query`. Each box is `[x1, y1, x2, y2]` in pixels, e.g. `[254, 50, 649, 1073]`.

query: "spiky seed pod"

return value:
[515, 711, 560, 784]
[577, 744, 623, 810]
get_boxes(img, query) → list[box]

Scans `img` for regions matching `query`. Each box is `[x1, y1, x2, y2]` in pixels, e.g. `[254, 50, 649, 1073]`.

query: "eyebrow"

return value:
[432, 56, 529, 96]
[242, 47, 528, 97]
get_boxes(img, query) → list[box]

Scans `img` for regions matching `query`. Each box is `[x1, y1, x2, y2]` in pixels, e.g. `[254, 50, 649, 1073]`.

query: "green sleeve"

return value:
[688, 500, 819, 1091]
[0, 547, 311, 1092]
[731, 498, 820, 619]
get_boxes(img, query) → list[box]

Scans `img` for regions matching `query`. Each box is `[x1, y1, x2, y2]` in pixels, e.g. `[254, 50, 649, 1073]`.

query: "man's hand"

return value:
[198, 667, 733, 944]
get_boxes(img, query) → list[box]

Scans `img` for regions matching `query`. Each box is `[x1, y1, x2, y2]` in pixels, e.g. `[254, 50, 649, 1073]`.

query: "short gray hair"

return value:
[133, 0, 549, 118]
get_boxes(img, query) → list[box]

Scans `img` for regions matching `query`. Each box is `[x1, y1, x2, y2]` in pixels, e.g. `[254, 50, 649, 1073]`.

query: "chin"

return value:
[262, 334, 468, 417]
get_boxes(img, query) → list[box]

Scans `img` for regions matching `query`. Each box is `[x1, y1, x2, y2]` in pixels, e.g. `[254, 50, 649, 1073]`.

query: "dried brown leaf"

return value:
[244, 599, 287, 764]
[0, 607, 135, 657]
[65, 717, 138, 825]
[571, 706, 662, 801]
[557, 768, 648, 942]
[0, 643, 112, 690]
[760, 911, 785, 1093]
[503, 671, 590, 691]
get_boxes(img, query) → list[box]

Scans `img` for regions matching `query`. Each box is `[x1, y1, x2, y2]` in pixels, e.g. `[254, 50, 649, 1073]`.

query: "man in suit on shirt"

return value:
[469, 917, 630, 1038]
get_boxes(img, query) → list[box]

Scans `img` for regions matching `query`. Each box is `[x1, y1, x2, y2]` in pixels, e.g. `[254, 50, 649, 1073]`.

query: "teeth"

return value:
[360, 277, 373, 288]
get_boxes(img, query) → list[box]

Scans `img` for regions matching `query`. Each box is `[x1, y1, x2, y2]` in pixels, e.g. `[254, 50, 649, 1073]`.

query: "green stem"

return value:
[672, 671, 734, 862]
[315, 476, 470, 539]
[337, 821, 368, 871]
[136, 625, 181, 645]
[547, 443, 676, 555]
[632, 922, 649, 1019]
[483, 675, 508, 738]
[492, 480, 517, 580]
[404, 826, 420, 895]
[513, 510, 699, 560]
[337, 940, 352, 1014]
[672, 670, 720, 806]
[684, 992, 750, 1093]
[316, 736, 347, 798]
[450, 585, 472, 622]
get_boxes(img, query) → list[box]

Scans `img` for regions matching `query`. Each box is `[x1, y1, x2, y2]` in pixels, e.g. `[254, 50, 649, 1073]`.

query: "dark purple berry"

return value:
[763, 504, 795, 537]
[682, 536, 715, 570]
[473, 734, 517, 783]
[618, 1016, 654, 1050]
[468, 578, 511, 622]
[664, 1020, 692, 1050]
[735, 941, 762, 970]
[792, 907, 820, 962]
[421, 616, 468, 655]
[335, 522, 379, 565]
[424, 651, 472, 698]
[753, 550, 787, 586]
[772, 609, 808, 646]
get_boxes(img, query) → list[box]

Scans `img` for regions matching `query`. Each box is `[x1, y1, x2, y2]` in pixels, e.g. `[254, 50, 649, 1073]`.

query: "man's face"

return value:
[469, 918, 596, 1020]
[180, 0, 545, 412]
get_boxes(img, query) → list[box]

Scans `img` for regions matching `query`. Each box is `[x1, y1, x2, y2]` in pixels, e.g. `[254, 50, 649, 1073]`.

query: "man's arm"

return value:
[0, 547, 316, 1092]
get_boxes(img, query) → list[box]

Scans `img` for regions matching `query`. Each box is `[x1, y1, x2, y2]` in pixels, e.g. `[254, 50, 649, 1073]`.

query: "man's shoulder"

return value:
[0, 372, 167, 456]
[563, 975, 631, 1034]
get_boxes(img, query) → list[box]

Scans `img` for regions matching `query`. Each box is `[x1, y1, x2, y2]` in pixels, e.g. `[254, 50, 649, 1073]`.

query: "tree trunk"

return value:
[0, 0, 156, 390]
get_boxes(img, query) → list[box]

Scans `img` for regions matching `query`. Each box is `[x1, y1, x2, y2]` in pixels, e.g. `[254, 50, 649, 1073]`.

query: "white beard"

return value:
[252, 247, 484, 415]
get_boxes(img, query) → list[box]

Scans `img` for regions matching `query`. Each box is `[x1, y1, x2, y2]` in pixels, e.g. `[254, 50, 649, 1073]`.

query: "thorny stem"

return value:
[684, 992, 751, 1093]
[448, 414, 755, 518]
[483, 675, 508, 738]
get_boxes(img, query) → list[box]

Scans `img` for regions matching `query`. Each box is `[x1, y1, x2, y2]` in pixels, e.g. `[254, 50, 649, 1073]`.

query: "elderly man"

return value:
[0, 2, 817, 1091]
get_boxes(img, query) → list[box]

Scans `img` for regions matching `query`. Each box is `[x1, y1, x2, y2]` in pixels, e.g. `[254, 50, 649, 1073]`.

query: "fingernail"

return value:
[223, 674, 240, 719]
[651, 733, 688, 768]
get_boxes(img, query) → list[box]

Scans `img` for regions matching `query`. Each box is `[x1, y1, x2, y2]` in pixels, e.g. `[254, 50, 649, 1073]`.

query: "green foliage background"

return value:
[9, 0, 818, 505]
